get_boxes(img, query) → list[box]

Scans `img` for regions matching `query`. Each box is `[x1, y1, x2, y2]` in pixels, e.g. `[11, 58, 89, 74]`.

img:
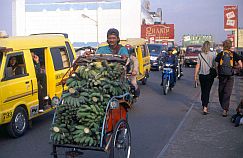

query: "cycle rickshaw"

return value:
[51, 55, 132, 158]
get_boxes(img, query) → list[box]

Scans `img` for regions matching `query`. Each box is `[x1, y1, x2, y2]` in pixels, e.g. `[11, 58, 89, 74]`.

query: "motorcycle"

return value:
[162, 63, 175, 95]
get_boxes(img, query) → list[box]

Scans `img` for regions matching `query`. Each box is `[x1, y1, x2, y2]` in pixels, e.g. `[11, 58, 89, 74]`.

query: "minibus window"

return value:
[4, 53, 27, 79]
[65, 42, 74, 64]
[50, 47, 70, 71]
[141, 45, 147, 57]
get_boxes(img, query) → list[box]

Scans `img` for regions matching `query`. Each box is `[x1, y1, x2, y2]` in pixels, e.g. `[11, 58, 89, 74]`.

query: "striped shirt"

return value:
[197, 51, 217, 75]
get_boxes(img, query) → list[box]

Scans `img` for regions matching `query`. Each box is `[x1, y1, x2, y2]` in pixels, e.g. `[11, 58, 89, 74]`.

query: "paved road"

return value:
[161, 75, 243, 158]
[0, 68, 199, 158]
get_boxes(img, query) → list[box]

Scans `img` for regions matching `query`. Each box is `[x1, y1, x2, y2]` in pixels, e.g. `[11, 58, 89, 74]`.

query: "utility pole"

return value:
[236, 5, 239, 50]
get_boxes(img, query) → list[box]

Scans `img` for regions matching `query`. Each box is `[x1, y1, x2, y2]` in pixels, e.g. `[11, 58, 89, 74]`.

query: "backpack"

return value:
[219, 50, 234, 76]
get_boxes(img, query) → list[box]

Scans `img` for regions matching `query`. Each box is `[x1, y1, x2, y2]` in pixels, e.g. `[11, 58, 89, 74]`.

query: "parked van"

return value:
[184, 45, 202, 67]
[121, 38, 150, 84]
[0, 33, 76, 137]
[147, 43, 167, 70]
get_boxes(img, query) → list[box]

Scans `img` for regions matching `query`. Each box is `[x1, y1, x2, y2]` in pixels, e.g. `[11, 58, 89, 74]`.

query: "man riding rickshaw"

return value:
[96, 28, 141, 98]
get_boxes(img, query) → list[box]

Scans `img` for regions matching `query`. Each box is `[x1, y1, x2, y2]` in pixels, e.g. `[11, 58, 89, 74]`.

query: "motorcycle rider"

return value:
[96, 28, 128, 57]
[160, 47, 178, 87]
[125, 44, 140, 98]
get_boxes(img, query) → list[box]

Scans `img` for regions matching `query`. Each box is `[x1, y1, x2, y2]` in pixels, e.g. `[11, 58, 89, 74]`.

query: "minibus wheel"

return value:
[141, 76, 147, 85]
[7, 106, 28, 138]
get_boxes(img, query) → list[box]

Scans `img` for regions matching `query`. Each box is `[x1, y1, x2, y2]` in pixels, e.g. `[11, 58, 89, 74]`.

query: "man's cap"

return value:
[107, 28, 119, 37]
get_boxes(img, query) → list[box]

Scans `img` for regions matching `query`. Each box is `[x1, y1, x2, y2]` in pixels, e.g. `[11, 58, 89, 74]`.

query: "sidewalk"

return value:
[159, 76, 243, 158]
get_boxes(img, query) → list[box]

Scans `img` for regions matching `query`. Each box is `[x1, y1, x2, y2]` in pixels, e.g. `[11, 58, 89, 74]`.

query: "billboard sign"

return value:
[182, 35, 213, 47]
[141, 24, 174, 40]
[148, 36, 155, 44]
[224, 5, 238, 30]
[239, 29, 243, 48]
[227, 34, 235, 48]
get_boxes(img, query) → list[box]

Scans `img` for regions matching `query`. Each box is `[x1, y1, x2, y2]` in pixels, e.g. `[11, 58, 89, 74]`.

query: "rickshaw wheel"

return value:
[109, 119, 131, 158]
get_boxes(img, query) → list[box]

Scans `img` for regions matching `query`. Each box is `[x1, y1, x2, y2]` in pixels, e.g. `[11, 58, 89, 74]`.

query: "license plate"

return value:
[163, 68, 172, 71]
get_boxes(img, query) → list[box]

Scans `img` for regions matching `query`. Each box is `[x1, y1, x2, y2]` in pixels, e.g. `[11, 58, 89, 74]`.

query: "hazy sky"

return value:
[150, 0, 243, 44]
[26, 0, 242, 44]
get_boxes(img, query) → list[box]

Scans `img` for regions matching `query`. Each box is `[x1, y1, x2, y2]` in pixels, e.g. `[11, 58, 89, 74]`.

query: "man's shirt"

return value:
[165, 54, 177, 65]
[96, 45, 128, 56]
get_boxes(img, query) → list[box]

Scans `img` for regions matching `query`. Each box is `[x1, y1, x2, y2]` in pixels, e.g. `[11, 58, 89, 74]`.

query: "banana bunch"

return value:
[66, 73, 86, 88]
[73, 104, 104, 146]
[77, 104, 104, 122]
[51, 125, 71, 144]
[72, 125, 100, 146]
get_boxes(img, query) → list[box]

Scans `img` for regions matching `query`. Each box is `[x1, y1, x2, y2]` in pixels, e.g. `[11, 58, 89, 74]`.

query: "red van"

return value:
[184, 45, 202, 67]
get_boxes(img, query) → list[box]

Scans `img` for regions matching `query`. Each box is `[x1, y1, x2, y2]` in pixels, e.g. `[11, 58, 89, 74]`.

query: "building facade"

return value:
[0, 0, 157, 47]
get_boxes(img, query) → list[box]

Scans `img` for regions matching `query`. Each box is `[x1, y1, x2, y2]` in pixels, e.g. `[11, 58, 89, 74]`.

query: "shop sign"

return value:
[148, 36, 155, 43]
[224, 5, 238, 30]
[141, 24, 174, 40]
[227, 34, 235, 48]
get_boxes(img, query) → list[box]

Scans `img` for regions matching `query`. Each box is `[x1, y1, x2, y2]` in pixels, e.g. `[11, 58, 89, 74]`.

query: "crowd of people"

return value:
[95, 28, 186, 98]
[89, 27, 243, 125]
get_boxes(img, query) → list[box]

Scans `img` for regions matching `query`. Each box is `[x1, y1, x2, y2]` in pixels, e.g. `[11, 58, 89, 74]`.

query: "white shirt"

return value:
[198, 51, 217, 75]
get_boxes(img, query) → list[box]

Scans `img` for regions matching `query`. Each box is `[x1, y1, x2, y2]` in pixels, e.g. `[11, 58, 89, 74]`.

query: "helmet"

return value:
[168, 47, 173, 52]
[107, 28, 119, 37]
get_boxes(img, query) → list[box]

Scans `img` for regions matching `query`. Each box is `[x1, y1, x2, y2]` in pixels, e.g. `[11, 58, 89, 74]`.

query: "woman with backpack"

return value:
[215, 40, 242, 117]
[194, 41, 217, 115]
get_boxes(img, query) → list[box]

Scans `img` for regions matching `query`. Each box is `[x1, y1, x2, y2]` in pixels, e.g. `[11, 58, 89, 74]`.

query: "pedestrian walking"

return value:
[194, 41, 216, 115]
[215, 40, 243, 117]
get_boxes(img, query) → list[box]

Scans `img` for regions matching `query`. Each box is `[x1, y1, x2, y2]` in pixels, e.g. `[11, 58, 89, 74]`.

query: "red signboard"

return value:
[162, 40, 168, 45]
[141, 24, 174, 40]
[227, 34, 235, 48]
[148, 36, 155, 43]
[224, 5, 238, 30]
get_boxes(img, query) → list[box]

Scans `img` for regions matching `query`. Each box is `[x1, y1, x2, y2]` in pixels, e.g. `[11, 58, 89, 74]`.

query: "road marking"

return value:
[156, 92, 200, 158]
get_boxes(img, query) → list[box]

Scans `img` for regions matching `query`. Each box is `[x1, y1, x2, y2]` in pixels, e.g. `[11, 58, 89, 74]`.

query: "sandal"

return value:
[222, 110, 228, 117]
[203, 107, 208, 115]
